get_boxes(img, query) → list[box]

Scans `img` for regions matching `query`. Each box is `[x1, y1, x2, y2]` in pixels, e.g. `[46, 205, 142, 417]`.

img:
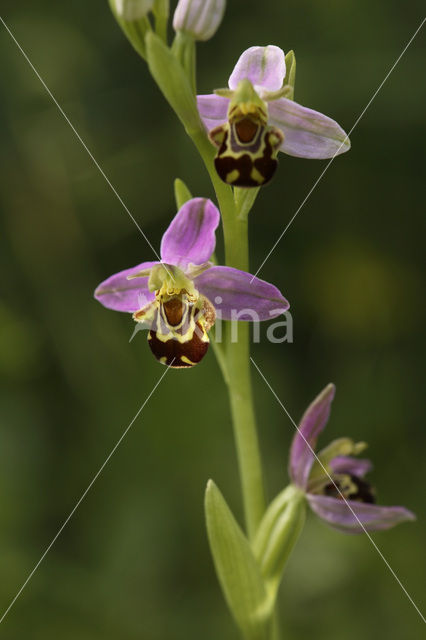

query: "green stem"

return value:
[192, 128, 280, 639]
[223, 224, 266, 540]
[190, 129, 266, 540]
[210, 325, 230, 385]
[226, 322, 266, 540]
[108, 0, 152, 60]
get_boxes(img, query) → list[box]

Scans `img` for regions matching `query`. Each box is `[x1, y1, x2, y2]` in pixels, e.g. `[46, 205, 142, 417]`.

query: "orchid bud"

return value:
[114, 0, 154, 20]
[173, 0, 226, 41]
[253, 485, 306, 598]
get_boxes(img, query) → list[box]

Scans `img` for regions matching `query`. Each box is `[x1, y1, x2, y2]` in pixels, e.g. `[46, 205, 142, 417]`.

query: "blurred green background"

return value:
[0, 1, 424, 638]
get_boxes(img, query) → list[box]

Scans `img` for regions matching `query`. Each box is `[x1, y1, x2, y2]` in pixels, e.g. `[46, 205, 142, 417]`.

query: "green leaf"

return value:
[174, 178, 193, 209]
[205, 481, 273, 640]
[283, 50, 296, 100]
[145, 32, 201, 134]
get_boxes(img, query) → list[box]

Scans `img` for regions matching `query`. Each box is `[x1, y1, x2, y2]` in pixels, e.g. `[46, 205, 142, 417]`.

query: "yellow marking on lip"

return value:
[154, 325, 196, 344]
[226, 169, 240, 183]
[250, 166, 264, 184]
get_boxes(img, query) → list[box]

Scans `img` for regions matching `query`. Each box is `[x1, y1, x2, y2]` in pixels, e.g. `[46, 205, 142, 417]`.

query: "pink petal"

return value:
[194, 266, 289, 321]
[329, 456, 373, 478]
[160, 198, 220, 270]
[307, 494, 416, 533]
[268, 97, 350, 159]
[228, 46, 286, 93]
[289, 384, 336, 489]
[94, 261, 157, 312]
[197, 94, 229, 131]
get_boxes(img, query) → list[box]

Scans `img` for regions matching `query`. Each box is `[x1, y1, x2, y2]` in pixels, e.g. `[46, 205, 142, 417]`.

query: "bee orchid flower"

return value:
[95, 197, 289, 368]
[289, 384, 416, 532]
[197, 45, 350, 187]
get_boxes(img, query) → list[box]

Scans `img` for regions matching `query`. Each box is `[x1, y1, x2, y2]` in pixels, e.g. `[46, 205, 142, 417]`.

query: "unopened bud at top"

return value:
[173, 0, 226, 41]
[114, 0, 155, 20]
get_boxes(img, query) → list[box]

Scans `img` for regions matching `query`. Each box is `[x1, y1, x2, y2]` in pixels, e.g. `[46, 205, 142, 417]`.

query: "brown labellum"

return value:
[148, 295, 216, 369]
[148, 321, 209, 368]
[324, 474, 376, 504]
[209, 117, 284, 188]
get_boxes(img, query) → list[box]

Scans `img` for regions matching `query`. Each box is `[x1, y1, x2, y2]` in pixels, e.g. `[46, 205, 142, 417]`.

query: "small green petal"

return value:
[214, 87, 234, 98]
[174, 178, 193, 208]
[309, 437, 368, 481]
[148, 263, 196, 294]
[283, 50, 296, 99]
